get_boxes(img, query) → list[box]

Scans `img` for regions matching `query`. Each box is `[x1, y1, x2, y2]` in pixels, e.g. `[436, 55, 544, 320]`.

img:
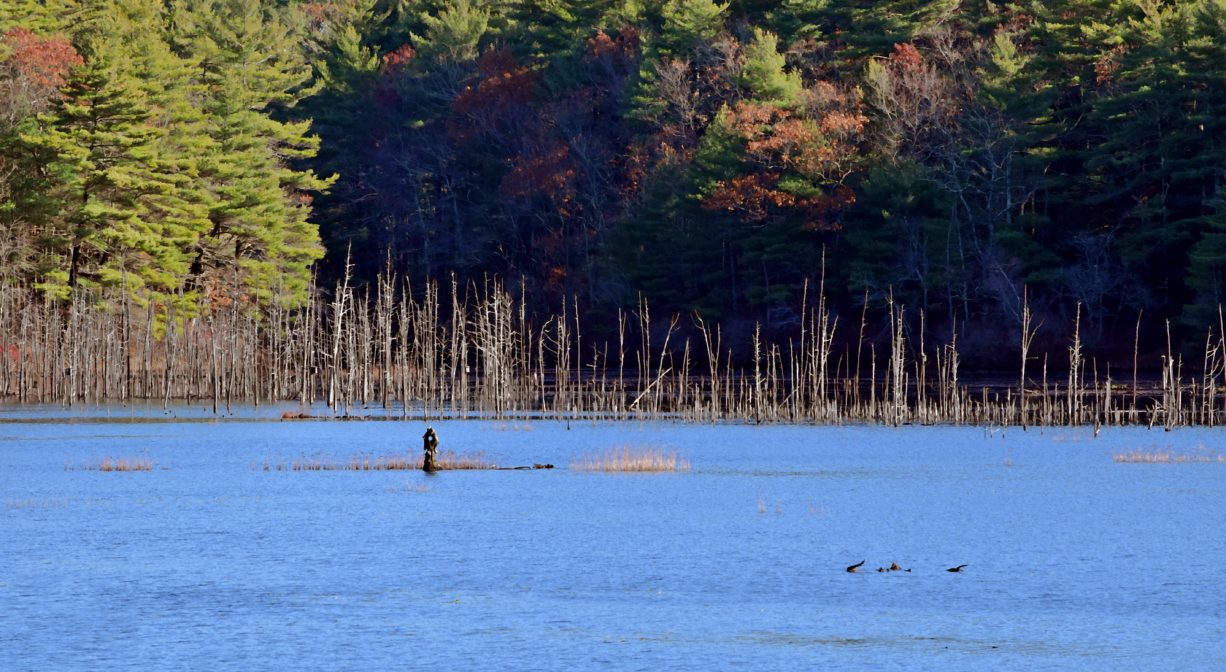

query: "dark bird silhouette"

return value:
[947, 564, 967, 573]
[846, 560, 865, 573]
[889, 562, 902, 572]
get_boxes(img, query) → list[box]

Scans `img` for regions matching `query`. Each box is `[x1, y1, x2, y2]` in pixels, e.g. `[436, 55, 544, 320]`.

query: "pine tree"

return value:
[736, 28, 802, 106]
[173, 0, 333, 305]
[0, 0, 81, 35]
[504, 0, 606, 61]
[0, 4, 85, 280]
[771, 0, 959, 68]
[657, 0, 727, 56]
[412, 0, 491, 64]
[1167, 0, 1226, 325]
[22, 34, 181, 299]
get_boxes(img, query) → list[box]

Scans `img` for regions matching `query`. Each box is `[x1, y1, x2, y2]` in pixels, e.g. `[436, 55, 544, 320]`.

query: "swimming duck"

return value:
[846, 560, 865, 573]
[946, 564, 967, 573]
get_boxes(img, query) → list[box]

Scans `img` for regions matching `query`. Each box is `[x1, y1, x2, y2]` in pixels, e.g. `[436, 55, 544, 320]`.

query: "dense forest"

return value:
[2, 0, 1225, 366]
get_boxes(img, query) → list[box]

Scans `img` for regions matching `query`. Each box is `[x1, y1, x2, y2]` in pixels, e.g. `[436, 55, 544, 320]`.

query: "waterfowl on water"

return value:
[889, 562, 902, 572]
[846, 560, 865, 573]
[947, 564, 967, 573]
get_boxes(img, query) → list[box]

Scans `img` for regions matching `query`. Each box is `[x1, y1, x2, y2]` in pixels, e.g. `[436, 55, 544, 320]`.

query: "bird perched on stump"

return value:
[846, 560, 865, 573]
[422, 426, 439, 473]
[947, 564, 967, 573]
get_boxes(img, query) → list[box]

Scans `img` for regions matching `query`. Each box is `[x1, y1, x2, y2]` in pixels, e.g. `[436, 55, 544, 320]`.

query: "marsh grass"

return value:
[267, 450, 496, 471]
[571, 445, 691, 473]
[69, 457, 154, 472]
[1112, 450, 1226, 463]
[433, 450, 498, 470]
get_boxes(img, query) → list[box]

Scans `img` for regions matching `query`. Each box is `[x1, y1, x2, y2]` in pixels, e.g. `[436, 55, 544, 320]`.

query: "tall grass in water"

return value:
[70, 457, 155, 472]
[571, 446, 691, 472]
[432, 450, 498, 470]
[1112, 450, 1226, 463]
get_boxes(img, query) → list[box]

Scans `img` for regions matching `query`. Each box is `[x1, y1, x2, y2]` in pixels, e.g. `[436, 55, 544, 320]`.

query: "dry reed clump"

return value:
[433, 449, 498, 470]
[266, 450, 496, 471]
[570, 445, 691, 473]
[69, 457, 155, 472]
[1112, 450, 1226, 463]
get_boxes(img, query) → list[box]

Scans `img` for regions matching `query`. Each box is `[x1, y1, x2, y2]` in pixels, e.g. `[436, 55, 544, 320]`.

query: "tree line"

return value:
[3, 0, 1226, 366]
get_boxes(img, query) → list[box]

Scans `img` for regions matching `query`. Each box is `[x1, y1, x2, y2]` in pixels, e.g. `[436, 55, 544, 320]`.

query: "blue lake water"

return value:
[2, 408, 1224, 670]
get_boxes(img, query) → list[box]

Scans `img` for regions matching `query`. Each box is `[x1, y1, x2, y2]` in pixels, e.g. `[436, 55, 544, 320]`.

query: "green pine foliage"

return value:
[737, 28, 802, 106]
[172, 0, 333, 305]
[2, 0, 329, 309]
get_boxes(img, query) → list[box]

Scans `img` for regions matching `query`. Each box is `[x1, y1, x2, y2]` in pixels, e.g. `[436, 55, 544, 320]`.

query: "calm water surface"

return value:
[2, 406, 1224, 670]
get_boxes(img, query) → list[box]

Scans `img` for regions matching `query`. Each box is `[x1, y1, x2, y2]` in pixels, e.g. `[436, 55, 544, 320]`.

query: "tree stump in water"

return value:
[422, 426, 439, 472]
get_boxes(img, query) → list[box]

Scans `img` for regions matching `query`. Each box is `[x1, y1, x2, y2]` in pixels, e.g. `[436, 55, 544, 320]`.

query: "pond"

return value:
[2, 406, 1224, 670]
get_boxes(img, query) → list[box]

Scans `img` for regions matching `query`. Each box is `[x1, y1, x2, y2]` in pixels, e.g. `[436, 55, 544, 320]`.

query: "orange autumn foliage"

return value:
[447, 49, 541, 145]
[704, 95, 865, 228]
[2, 27, 82, 91]
[500, 142, 577, 211]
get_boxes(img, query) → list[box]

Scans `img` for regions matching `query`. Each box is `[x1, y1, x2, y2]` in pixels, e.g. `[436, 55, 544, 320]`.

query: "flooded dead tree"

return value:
[0, 276, 1223, 428]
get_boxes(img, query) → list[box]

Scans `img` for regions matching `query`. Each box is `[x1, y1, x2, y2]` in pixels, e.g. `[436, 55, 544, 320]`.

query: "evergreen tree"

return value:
[22, 32, 185, 299]
[412, 0, 491, 65]
[736, 28, 802, 106]
[0, 0, 81, 35]
[657, 0, 727, 56]
[504, 0, 606, 61]
[173, 0, 333, 304]
[0, 4, 84, 279]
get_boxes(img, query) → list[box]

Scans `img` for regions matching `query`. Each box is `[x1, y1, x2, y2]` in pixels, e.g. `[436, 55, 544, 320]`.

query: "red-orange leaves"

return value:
[2, 27, 82, 91]
[500, 143, 577, 215]
[800, 185, 856, 231]
[703, 92, 865, 229]
[450, 49, 539, 143]
[1095, 44, 1129, 86]
[891, 42, 924, 74]
[707, 173, 784, 220]
[819, 110, 867, 138]
[584, 27, 639, 72]
[382, 43, 416, 74]
[301, 3, 339, 33]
